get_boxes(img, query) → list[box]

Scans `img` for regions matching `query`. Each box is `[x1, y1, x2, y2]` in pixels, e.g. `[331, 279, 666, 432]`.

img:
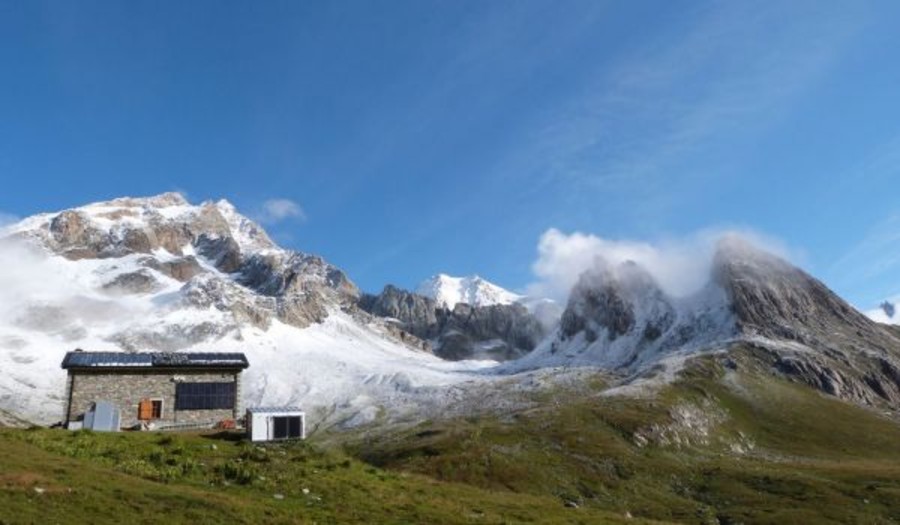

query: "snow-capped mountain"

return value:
[511, 236, 900, 408]
[5, 193, 900, 426]
[511, 257, 735, 371]
[0, 193, 492, 425]
[414, 273, 563, 330]
[416, 274, 524, 309]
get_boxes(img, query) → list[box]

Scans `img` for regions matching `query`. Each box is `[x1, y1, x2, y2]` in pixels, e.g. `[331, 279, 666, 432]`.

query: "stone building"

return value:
[61, 350, 249, 429]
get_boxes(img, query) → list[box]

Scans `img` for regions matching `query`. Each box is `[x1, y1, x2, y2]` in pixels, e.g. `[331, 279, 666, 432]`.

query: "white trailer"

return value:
[246, 407, 306, 442]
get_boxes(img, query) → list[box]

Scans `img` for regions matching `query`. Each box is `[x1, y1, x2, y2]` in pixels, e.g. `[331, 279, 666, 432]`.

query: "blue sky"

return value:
[1, 1, 900, 308]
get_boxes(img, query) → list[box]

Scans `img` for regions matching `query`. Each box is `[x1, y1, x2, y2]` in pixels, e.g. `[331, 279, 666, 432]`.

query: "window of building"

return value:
[272, 416, 303, 440]
[175, 382, 235, 410]
[138, 398, 163, 420]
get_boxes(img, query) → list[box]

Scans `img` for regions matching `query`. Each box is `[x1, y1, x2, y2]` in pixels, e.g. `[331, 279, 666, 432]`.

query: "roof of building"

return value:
[61, 351, 250, 370]
[246, 406, 304, 414]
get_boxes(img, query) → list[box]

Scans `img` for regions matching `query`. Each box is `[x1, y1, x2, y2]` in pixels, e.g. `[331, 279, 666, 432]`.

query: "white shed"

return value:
[246, 407, 306, 442]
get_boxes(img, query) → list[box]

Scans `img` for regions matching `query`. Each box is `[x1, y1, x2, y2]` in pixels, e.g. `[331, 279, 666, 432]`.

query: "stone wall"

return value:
[65, 369, 242, 428]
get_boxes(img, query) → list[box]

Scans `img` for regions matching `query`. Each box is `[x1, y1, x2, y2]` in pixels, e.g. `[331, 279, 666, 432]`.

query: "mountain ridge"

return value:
[511, 235, 900, 409]
[0, 193, 488, 425]
[3, 193, 900, 427]
[359, 284, 546, 361]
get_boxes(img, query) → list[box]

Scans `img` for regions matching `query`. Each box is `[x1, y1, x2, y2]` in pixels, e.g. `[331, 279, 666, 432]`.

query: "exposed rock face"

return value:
[359, 285, 440, 337]
[360, 285, 545, 361]
[4, 192, 389, 348]
[714, 238, 886, 346]
[141, 256, 205, 282]
[238, 252, 360, 329]
[522, 235, 900, 410]
[437, 303, 545, 361]
[712, 237, 900, 407]
[195, 234, 242, 273]
[33, 194, 268, 270]
[49, 210, 111, 259]
[520, 257, 732, 371]
[560, 260, 675, 345]
[102, 270, 162, 295]
[180, 274, 275, 330]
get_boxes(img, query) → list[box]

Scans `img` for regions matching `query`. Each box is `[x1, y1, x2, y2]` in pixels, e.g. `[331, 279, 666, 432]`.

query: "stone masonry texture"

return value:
[65, 368, 243, 428]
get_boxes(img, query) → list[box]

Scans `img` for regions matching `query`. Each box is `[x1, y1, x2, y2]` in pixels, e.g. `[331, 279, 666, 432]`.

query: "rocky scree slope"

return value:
[359, 285, 546, 361]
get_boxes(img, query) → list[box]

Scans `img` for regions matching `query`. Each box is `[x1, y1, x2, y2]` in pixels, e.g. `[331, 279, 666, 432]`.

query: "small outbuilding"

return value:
[61, 350, 249, 430]
[246, 407, 306, 442]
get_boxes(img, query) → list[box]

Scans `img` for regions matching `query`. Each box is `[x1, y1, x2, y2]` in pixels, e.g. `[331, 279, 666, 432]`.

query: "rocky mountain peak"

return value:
[559, 258, 672, 343]
[1, 193, 367, 343]
[1, 194, 492, 426]
[528, 236, 900, 409]
[711, 237, 880, 345]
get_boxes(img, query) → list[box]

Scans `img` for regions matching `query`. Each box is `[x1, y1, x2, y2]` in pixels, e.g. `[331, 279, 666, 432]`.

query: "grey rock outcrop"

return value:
[9, 193, 383, 345]
[359, 285, 545, 361]
[102, 270, 162, 295]
[526, 255, 732, 371]
[534, 235, 900, 409]
[560, 260, 675, 345]
[437, 302, 545, 361]
[359, 285, 441, 337]
[141, 256, 205, 282]
[712, 237, 900, 407]
[238, 251, 360, 329]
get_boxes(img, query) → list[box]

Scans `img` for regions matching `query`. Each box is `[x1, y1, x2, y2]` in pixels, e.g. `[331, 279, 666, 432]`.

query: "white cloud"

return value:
[257, 199, 306, 225]
[526, 227, 795, 302]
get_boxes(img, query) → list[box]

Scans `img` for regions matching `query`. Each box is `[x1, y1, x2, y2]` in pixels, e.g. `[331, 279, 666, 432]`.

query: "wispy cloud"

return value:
[829, 213, 900, 306]
[818, 131, 900, 307]
[846, 134, 900, 184]
[491, 2, 867, 224]
[306, 2, 869, 285]
[255, 198, 306, 225]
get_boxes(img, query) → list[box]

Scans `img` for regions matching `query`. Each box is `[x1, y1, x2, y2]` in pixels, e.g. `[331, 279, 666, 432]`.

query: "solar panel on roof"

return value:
[152, 353, 190, 366]
[61, 351, 249, 369]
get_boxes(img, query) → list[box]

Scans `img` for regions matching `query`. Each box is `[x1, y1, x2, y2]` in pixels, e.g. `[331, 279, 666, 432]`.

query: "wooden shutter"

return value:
[138, 398, 153, 420]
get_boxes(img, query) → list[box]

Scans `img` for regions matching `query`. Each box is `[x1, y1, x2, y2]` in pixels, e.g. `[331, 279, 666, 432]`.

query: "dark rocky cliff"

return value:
[359, 285, 545, 361]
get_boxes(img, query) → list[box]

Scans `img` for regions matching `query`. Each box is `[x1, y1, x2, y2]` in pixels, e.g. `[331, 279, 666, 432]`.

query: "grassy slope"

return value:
[5, 347, 900, 524]
[0, 428, 651, 524]
[353, 349, 900, 524]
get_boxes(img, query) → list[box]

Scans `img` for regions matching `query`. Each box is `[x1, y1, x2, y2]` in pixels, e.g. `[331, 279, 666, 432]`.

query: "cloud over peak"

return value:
[256, 199, 306, 225]
[526, 227, 795, 303]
